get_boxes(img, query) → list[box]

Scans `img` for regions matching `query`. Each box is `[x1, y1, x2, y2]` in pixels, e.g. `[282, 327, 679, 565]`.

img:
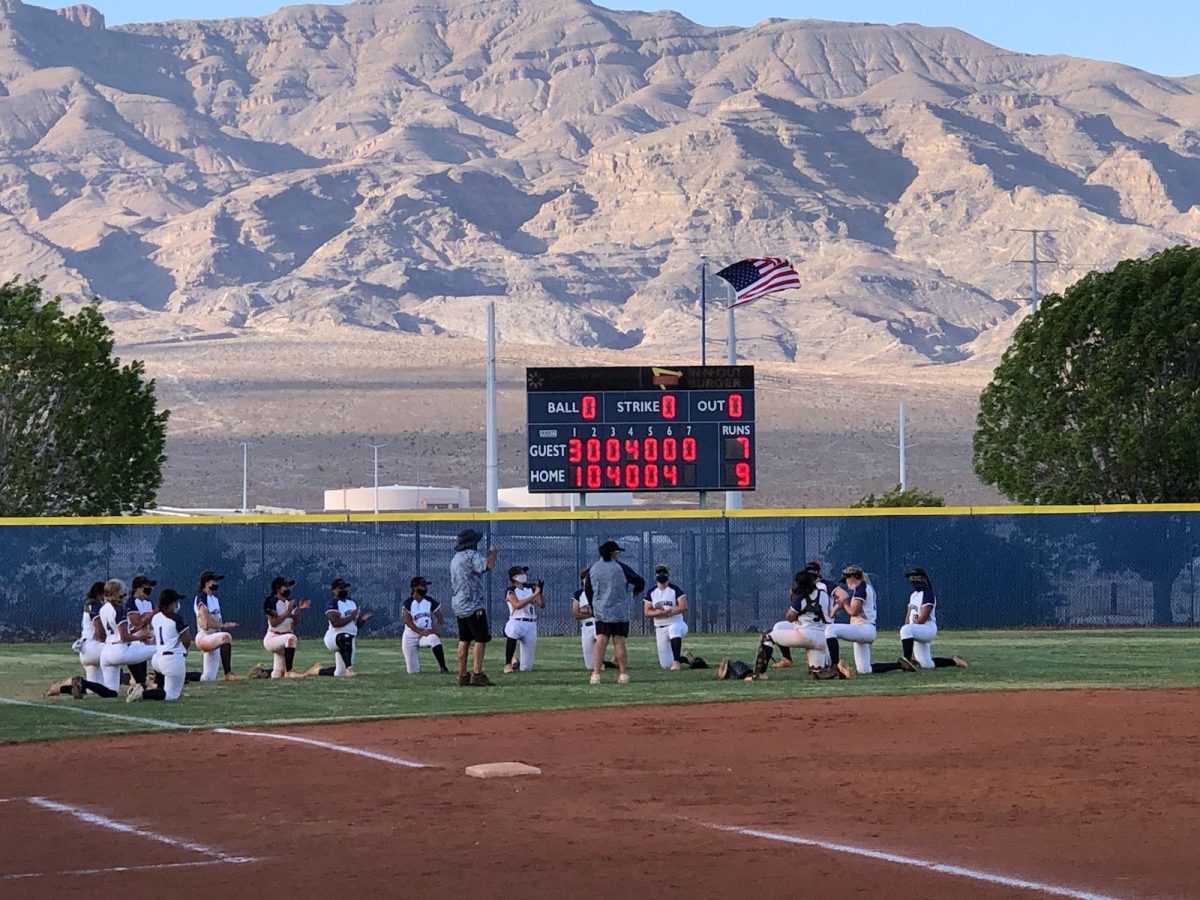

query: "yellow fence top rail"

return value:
[3, 503, 1200, 527]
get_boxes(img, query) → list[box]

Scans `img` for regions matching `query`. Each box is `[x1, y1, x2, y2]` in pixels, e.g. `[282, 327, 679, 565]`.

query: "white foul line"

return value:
[0, 698, 190, 730]
[1, 859, 252, 881]
[27, 797, 256, 864]
[709, 825, 1123, 900]
[215, 728, 428, 769]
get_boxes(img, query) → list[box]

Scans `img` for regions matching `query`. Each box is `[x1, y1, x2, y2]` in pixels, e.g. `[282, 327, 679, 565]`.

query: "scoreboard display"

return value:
[525, 366, 756, 494]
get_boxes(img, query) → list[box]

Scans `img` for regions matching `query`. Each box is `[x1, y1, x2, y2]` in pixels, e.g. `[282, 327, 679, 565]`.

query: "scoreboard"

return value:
[525, 366, 756, 494]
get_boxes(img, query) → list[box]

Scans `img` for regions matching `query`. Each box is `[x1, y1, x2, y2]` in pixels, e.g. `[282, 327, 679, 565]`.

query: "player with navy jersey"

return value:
[311, 577, 371, 677]
[503, 565, 543, 674]
[193, 571, 243, 682]
[402, 576, 450, 674]
[262, 576, 310, 679]
[898, 568, 968, 670]
[826, 566, 910, 677]
[643, 565, 698, 670]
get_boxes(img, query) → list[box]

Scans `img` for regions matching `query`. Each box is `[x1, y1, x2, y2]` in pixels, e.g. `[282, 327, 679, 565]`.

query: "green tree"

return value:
[0, 278, 168, 516]
[974, 246, 1200, 504]
[974, 246, 1200, 623]
[852, 484, 945, 507]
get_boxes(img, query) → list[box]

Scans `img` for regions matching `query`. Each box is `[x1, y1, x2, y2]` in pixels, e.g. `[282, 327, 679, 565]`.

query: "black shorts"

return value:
[595, 619, 630, 638]
[457, 610, 491, 644]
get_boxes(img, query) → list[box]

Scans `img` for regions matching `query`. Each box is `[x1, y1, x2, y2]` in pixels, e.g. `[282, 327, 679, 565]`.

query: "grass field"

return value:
[2, 629, 1198, 744]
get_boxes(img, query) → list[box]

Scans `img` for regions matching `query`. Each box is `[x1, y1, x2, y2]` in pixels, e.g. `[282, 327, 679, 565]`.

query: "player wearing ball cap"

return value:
[503, 564, 544, 674]
[262, 575, 311, 679]
[402, 576, 450, 674]
[128, 589, 192, 702]
[897, 567, 969, 671]
[194, 570, 243, 682]
[124, 573, 159, 689]
[643, 565, 706, 670]
[310, 577, 371, 678]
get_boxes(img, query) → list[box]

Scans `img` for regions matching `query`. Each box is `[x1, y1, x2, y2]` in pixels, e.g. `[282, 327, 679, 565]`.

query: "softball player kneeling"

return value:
[194, 571, 243, 682]
[402, 576, 450, 674]
[262, 576, 310, 678]
[644, 565, 691, 670]
[133, 589, 192, 702]
[899, 568, 968, 670]
[503, 565, 543, 673]
[98, 580, 157, 695]
[317, 577, 370, 677]
[826, 565, 878, 677]
[767, 570, 833, 674]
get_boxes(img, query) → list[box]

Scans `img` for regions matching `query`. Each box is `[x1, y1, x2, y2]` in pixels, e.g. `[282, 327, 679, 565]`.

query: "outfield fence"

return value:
[3, 506, 1200, 641]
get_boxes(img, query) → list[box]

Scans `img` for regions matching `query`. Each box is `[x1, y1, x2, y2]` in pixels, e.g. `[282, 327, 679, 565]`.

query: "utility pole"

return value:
[241, 443, 249, 514]
[486, 301, 499, 513]
[700, 254, 708, 367]
[885, 401, 911, 492]
[1012, 229, 1057, 313]
[370, 444, 387, 515]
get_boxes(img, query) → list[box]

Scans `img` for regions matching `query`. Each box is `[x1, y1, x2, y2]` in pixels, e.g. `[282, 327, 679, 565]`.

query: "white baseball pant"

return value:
[503, 619, 538, 671]
[769, 621, 829, 668]
[151, 651, 187, 700]
[78, 638, 104, 684]
[195, 631, 232, 681]
[654, 618, 689, 669]
[324, 631, 356, 675]
[825, 622, 877, 674]
[580, 620, 597, 669]
[402, 630, 442, 674]
[900, 622, 938, 668]
[99, 642, 155, 691]
[263, 632, 297, 677]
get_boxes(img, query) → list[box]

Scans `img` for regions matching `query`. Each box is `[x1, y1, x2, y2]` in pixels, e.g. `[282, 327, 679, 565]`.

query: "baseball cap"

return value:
[654, 564, 669, 575]
[598, 540, 625, 555]
[157, 588, 184, 608]
[132, 574, 157, 590]
[841, 565, 864, 579]
[507, 565, 529, 579]
[410, 575, 431, 589]
[330, 577, 351, 590]
[804, 561, 822, 573]
[199, 570, 224, 583]
[271, 576, 296, 592]
[905, 567, 929, 580]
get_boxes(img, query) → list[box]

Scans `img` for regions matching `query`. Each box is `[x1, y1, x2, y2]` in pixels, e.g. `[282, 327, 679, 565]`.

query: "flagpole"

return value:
[700, 254, 707, 367]
[725, 282, 743, 511]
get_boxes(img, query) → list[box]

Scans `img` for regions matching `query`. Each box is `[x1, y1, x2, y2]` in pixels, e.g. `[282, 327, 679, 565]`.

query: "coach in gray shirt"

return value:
[585, 539, 645, 685]
[450, 528, 498, 687]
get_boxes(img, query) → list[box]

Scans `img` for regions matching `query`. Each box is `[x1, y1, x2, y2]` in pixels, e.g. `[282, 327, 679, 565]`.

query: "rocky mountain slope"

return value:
[1, 0, 1198, 364]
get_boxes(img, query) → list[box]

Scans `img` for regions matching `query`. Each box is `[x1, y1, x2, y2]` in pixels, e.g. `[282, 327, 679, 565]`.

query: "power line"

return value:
[1011, 229, 1058, 313]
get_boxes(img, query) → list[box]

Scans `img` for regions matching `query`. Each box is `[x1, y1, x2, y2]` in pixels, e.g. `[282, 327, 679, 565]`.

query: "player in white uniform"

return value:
[898, 568, 968, 670]
[503, 565, 543, 674]
[311, 577, 370, 677]
[402, 576, 450, 674]
[827, 565, 910, 678]
[262, 576, 311, 679]
[97, 579, 157, 695]
[193, 571, 244, 682]
[128, 589, 193, 702]
[773, 562, 839, 669]
[643, 565, 693, 671]
[761, 570, 839, 678]
[46, 582, 121, 699]
[572, 570, 617, 671]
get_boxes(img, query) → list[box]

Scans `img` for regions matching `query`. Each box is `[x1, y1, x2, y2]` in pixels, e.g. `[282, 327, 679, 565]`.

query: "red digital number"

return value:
[573, 467, 582, 487]
[581, 395, 597, 421]
[663, 464, 678, 486]
[682, 436, 698, 462]
[605, 465, 621, 486]
[728, 393, 743, 419]
[586, 465, 602, 489]
[624, 439, 639, 460]
[737, 436, 751, 458]
[661, 394, 677, 420]
[643, 437, 658, 462]
[663, 437, 677, 462]
[644, 464, 659, 489]
[605, 438, 621, 463]
[623, 464, 639, 488]
[568, 438, 582, 464]
[736, 462, 752, 487]
[586, 438, 601, 463]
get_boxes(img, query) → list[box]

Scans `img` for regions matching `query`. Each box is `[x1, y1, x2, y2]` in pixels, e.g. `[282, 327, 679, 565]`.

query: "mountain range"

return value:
[2, 0, 1199, 364]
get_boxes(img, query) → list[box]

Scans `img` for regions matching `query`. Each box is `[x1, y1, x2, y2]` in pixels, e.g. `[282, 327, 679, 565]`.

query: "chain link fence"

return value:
[3, 509, 1199, 640]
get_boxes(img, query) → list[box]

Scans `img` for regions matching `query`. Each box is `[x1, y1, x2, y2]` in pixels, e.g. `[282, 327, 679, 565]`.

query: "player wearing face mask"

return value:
[503, 565, 543, 674]
[402, 576, 450, 674]
[308, 577, 371, 677]
[262, 576, 311, 679]
[643, 565, 707, 670]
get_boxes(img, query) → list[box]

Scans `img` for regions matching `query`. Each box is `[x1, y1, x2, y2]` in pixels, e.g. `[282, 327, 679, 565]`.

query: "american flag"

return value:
[714, 257, 801, 307]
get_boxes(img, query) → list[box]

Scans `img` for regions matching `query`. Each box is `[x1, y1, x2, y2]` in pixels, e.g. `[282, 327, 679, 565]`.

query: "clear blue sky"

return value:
[53, 0, 1198, 77]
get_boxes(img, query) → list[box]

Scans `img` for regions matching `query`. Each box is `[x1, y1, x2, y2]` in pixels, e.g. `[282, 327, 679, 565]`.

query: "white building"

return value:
[324, 485, 470, 512]
[497, 487, 633, 509]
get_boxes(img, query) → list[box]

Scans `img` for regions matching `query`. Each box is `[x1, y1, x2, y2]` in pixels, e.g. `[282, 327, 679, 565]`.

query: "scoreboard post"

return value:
[525, 366, 756, 495]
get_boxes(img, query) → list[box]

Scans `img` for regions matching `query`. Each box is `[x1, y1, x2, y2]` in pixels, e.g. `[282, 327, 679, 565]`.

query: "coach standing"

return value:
[450, 528, 498, 687]
[586, 540, 646, 685]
